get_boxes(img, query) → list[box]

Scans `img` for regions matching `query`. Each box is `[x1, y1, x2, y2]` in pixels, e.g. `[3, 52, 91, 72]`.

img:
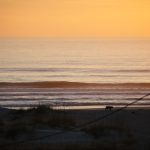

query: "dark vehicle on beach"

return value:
[105, 106, 114, 110]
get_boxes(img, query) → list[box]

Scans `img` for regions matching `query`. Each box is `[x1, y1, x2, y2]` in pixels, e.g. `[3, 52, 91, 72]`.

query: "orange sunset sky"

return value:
[0, 0, 150, 38]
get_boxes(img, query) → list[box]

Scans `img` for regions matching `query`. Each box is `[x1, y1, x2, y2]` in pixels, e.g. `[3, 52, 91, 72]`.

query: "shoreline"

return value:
[2, 104, 150, 112]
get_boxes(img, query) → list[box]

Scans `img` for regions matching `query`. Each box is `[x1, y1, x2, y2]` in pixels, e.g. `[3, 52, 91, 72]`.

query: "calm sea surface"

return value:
[0, 38, 150, 83]
[0, 39, 150, 109]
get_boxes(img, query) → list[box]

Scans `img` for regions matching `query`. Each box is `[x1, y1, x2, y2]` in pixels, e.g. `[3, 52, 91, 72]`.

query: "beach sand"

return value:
[0, 107, 150, 150]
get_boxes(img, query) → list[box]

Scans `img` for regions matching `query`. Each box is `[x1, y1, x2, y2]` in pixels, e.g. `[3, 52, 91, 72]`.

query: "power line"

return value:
[1, 93, 150, 147]
[76, 93, 150, 129]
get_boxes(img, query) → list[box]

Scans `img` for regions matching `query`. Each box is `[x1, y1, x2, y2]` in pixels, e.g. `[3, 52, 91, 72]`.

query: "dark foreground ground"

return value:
[0, 106, 150, 150]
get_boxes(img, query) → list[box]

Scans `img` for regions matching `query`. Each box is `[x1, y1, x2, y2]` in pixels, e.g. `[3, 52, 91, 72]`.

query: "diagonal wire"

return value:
[76, 93, 150, 129]
[1, 93, 150, 147]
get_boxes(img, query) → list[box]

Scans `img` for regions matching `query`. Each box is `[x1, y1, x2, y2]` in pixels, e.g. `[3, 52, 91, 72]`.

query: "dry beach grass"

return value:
[0, 106, 150, 150]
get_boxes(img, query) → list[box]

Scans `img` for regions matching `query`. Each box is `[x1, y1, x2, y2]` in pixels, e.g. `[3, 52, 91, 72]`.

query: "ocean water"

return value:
[0, 87, 150, 109]
[0, 38, 150, 83]
[0, 38, 150, 109]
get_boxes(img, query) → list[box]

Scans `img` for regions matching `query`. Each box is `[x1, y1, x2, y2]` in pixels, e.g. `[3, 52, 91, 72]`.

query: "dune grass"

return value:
[0, 105, 74, 139]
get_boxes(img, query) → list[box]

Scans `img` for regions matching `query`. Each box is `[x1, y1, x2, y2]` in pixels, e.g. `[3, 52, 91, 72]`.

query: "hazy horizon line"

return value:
[0, 37, 150, 40]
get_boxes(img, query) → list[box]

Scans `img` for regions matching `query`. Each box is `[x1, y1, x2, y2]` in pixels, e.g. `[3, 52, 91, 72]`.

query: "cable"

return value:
[76, 93, 150, 129]
[1, 93, 150, 148]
